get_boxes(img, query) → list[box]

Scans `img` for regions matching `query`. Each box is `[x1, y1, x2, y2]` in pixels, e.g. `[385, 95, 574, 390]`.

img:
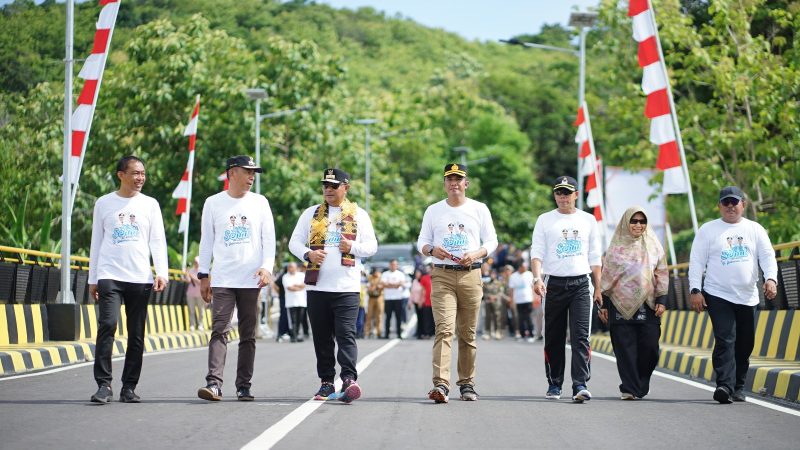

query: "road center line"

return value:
[241, 316, 416, 449]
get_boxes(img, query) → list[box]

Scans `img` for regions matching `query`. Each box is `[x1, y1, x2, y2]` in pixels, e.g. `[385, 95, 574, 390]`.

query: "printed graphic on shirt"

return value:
[442, 220, 469, 254]
[555, 227, 582, 259]
[324, 221, 344, 247]
[721, 234, 750, 266]
[223, 214, 252, 247]
[111, 211, 141, 244]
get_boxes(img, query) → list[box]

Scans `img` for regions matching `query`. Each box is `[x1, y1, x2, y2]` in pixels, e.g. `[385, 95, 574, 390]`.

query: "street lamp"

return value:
[246, 88, 310, 194]
[500, 11, 598, 208]
[355, 118, 378, 213]
[452, 146, 469, 166]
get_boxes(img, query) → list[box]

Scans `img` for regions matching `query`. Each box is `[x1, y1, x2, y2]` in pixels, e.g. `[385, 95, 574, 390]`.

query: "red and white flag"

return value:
[217, 172, 229, 191]
[70, 0, 120, 184]
[574, 103, 605, 224]
[172, 95, 200, 234]
[629, 0, 687, 194]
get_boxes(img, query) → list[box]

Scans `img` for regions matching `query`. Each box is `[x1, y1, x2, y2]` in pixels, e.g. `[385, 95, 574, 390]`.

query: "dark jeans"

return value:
[94, 279, 152, 389]
[705, 292, 756, 393]
[516, 302, 533, 338]
[307, 291, 360, 382]
[288, 306, 306, 341]
[206, 288, 259, 389]
[384, 299, 403, 338]
[543, 275, 592, 391]
[609, 322, 661, 398]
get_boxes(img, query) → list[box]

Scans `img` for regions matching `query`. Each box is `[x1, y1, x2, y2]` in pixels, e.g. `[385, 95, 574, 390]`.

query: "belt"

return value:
[433, 263, 481, 271]
[547, 274, 589, 281]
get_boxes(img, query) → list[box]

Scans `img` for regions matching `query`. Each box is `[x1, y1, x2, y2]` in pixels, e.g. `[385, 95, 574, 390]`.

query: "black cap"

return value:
[443, 163, 467, 177]
[553, 176, 578, 192]
[719, 186, 745, 201]
[226, 155, 262, 173]
[320, 168, 350, 184]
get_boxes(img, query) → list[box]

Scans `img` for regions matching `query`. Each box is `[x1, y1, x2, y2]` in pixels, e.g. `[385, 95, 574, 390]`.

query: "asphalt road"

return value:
[1, 332, 798, 450]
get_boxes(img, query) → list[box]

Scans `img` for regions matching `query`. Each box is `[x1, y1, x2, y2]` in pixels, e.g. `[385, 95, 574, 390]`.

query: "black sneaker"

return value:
[236, 387, 254, 401]
[198, 384, 222, 401]
[119, 387, 141, 403]
[427, 384, 449, 404]
[338, 378, 362, 404]
[732, 389, 746, 402]
[713, 386, 732, 404]
[91, 385, 113, 404]
[459, 384, 478, 401]
[313, 382, 336, 401]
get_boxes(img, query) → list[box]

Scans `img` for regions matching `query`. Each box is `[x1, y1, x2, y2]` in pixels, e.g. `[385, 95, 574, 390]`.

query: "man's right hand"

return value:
[307, 249, 327, 265]
[201, 278, 212, 304]
[89, 284, 99, 301]
[533, 280, 546, 296]
[689, 292, 706, 313]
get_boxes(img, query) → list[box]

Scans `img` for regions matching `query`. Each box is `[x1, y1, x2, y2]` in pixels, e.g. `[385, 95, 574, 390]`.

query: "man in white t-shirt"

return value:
[509, 263, 535, 342]
[380, 259, 410, 339]
[289, 168, 377, 403]
[688, 186, 778, 404]
[282, 262, 307, 343]
[196, 155, 275, 402]
[417, 163, 498, 403]
[88, 156, 168, 404]
[531, 176, 602, 403]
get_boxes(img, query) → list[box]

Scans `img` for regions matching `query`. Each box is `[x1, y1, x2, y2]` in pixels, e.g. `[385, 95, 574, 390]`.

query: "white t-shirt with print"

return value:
[509, 270, 534, 304]
[88, 192, 168, 284]
[688, 218, 778, 306]
[289, 203, 377, 293]
[530, 209, 602, 277]
[282, 271, 307, 308]
[416, 198, 498, 265]
[198, 191, 276, 288]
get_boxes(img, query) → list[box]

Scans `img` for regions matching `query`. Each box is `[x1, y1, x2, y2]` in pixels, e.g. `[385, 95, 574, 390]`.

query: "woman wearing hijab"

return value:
[599, 206, 668, 400]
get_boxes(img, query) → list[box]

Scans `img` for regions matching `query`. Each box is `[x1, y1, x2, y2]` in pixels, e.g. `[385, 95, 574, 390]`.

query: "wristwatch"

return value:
[427, 246, 434, 257]
[690, 288, 701, 295]
[197, 272, 209, 279]
[532, 276, 541, 284]
[303, 252, 311, 262]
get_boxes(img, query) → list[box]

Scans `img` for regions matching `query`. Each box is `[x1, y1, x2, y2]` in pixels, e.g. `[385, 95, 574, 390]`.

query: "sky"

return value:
[318, 0, 602, 41]
[1, 0, 602, 41]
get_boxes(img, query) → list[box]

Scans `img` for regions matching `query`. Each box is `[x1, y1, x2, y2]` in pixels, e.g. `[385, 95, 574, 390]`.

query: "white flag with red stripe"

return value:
[629, 0, 688, 194]
[574, 104, 605, 223]
[69, 0, 120, 185]
[218, 172, 229, 191]
[172, 95, 200, 234]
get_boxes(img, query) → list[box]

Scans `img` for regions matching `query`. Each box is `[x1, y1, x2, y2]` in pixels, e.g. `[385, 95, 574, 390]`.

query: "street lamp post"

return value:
[246, 88, 310, 194]
[355, 119, 378, 213]
[500, 11, 597, 209]
[453, 146, 469, 166]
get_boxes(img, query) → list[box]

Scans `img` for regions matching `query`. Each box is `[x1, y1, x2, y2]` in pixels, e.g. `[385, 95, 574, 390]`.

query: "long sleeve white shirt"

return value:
[198, 191, 276, 288]
[416, 198, 498, 264]
[88, 192, 168, 284]
[289, 203, 377, 293]
[688, 218, 777, 306]
[530, 209, 602, 276]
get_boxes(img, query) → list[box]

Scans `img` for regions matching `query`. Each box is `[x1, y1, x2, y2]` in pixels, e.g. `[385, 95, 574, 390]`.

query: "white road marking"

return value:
[241, 316, 416, 449]
[589, 347, 800, 417]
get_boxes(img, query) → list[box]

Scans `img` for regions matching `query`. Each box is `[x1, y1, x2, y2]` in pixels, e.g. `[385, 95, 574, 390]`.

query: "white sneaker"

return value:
[526, 337, 534, 343]
[572, 386, 592, 403]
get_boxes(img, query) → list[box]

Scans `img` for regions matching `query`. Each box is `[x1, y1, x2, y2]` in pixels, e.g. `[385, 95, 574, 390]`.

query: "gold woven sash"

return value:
[304, 199, 358, 285]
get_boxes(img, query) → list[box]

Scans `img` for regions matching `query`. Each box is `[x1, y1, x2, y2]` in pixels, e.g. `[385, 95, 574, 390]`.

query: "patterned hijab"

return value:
[601, 206, 669, 320]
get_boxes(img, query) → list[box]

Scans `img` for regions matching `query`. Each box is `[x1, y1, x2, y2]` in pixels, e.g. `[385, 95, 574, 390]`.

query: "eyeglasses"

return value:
[720, 198, 740, 207]
[321, 182, 342, 189]
[629, 219, 648, 225]
[554, 189, 574, 196]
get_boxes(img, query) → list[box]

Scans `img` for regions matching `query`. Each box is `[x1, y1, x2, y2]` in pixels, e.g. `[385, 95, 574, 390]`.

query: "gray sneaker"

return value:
[732, 389, 746, 402]
[119, 387, 141, 403]
[91, 385, 113, 404]
[459, 384, 478, 401]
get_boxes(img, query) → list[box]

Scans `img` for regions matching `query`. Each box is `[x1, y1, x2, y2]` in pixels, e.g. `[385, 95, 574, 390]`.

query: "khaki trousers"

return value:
[365, 296, 384, 337]
[431, 267, 483, 389]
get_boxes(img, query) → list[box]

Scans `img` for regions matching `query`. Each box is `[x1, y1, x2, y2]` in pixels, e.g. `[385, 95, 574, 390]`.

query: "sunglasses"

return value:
[629, 218, 648, 225]
[321, 182, 342, 189]
[720, 198, 740, 207]
[554, 189, 574, 196]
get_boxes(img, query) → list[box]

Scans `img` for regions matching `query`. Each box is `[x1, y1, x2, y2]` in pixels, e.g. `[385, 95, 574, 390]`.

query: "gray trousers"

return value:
[206, 287, 259, 390]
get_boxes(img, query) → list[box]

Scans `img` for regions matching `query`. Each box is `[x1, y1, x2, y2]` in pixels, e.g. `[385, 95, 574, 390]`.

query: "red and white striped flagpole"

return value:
[574, 102, 608, 248]
[172, 95, 200, 270]
[69, 0, 120, 210]
[629, 0, 698, 232]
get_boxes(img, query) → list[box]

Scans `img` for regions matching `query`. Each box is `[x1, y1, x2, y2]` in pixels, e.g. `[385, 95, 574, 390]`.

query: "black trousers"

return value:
[288, 306, 306, 340]
[543, 275, 592, 391]
[307, 291, 360, 382]
[516, 302, 533, 338]
[705, 292, 756, 393]
[609, 322, 660, 398]
[94, 279, 152, 389]
[384, 299, 403, 338]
